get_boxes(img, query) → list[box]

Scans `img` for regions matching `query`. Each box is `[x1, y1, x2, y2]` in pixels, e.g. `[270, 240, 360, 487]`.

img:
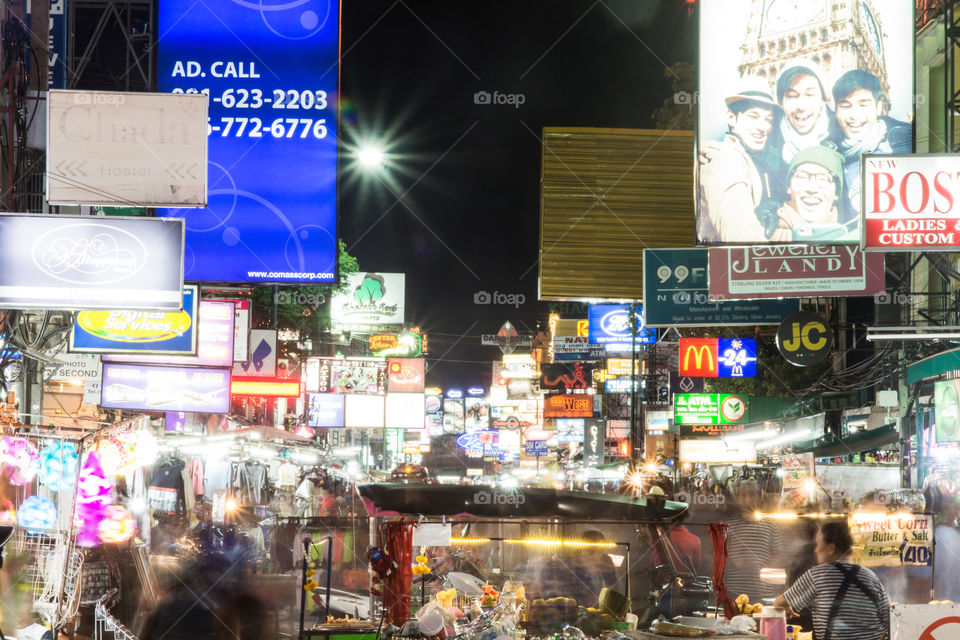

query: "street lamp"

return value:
[356, 145, 385, 169]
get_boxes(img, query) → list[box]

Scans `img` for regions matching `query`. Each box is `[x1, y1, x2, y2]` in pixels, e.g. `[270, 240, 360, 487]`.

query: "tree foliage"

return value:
[651, 61, 695, 130]
[251, 239, 360, 336]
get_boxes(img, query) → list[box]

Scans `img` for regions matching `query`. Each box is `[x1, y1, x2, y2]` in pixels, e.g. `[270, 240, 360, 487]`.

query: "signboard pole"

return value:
[630, 303, 642, 460]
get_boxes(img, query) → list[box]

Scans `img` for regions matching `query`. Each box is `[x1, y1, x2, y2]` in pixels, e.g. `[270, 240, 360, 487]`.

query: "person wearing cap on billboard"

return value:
[828, 69, 911, 223]
[775, 59, 837, 165]
[698, 79, 783, 243]
[769, 146, 854, 242]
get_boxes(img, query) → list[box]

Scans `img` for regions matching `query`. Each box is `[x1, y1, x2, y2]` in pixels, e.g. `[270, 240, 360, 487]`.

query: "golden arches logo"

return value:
[683, 344, 715, 372]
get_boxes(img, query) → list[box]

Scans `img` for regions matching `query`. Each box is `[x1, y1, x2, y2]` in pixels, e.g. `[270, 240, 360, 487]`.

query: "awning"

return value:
[906, 347, 960, 385]
[795, 424, 899, 457]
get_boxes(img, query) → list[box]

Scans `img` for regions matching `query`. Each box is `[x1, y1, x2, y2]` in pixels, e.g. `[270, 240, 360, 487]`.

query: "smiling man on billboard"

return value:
[698, 81, 783, 243]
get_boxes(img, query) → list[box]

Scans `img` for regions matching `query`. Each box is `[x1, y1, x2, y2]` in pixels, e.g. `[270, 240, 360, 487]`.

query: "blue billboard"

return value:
[157, 0, 338, 283]
[70, 286, 198, 355]
[587, 304, 657, 346]
[643, 248, 797, 326]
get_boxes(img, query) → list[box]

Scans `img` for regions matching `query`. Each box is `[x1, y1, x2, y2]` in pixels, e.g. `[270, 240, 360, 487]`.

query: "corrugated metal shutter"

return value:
[539, 127, 695, 301]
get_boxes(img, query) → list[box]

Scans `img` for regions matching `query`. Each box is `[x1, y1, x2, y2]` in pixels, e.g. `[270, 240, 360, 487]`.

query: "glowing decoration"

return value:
[18, 495, 57, 533]
[0, 437, 39, 486]
[90, 438, 129, 477]
[115, 430, 158, 474]
[38, 442, 79, 491]
[0, 498, 15, 525]
[97, 505, 136, 544]
[294, 425, 314, 439]
[76, 452, 113, 547]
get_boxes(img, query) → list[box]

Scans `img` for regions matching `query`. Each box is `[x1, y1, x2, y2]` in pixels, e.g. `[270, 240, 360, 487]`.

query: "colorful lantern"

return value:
[76, 452, 113, 547]
[0, 437, 39, 486]
[18, 495, 57, 533]
[115, 430, 158, 472]
[0, 498, 15, 525]
[90, 438, 129, 477]
[38, 441, 79, 492]
[97, 505, 137, 544]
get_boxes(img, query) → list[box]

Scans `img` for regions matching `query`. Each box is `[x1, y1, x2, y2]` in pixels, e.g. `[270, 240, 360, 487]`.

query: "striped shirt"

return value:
[783, 561, 889, 640]
[723, 517, 782, 601]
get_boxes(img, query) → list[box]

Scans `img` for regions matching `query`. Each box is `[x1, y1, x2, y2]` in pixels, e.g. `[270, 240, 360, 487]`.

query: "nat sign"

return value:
[543, 394, 593, 418]
[863, 154, 960, 250]
[679, 338, 756, 378]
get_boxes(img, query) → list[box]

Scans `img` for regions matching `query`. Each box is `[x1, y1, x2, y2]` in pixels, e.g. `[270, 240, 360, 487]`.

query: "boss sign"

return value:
[863, 154, 960, 251]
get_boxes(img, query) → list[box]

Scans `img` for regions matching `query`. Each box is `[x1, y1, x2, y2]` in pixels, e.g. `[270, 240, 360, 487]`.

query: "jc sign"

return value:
[776, 311, 831, 367]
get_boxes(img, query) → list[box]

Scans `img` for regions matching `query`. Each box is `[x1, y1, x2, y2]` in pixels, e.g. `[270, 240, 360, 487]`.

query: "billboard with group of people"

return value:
[696, 0, 914, 246]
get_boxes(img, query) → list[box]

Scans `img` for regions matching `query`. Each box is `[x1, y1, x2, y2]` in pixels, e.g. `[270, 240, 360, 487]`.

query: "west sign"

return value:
[863, 154, 960, 250]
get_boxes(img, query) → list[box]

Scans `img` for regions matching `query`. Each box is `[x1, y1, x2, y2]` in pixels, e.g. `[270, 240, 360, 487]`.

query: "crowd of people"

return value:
[698, 61, 910, 244]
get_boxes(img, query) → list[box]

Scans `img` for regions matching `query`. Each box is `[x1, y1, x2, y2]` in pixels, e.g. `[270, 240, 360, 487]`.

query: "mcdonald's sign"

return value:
[679, 338, 757, 378]
[680, 339, 717, 377]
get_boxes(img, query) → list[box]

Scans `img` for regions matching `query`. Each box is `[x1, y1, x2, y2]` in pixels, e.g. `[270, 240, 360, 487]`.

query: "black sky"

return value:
[338, 0, 696, 388]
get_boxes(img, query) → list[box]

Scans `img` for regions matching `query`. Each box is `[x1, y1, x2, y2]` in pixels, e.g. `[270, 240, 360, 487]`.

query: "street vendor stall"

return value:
[318, 482, 762, 640]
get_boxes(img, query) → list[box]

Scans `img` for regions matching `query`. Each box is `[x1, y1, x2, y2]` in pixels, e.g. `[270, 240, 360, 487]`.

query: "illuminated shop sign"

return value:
[541, 362, 593, 391]
[101, 363, 230, 413]
[587, 305, 657, 345]
[863, 155, 960, 250]
[678, 338, 757, 377]
[71, 286, 198, 355]
[231, 376, 300, 398]
[674, 393, 749, 425]
[543, 394, 594, 418]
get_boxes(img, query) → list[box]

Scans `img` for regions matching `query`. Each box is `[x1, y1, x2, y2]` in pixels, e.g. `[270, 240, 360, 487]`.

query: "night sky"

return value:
[337, 0, 696, 388]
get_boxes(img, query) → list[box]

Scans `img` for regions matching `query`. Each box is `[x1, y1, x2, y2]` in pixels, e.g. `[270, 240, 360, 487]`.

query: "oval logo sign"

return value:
[31, 224, 147, 285]
[77, 310, 192, 343]
[776, 311, 831, 367]
[600, 309, 642, 338]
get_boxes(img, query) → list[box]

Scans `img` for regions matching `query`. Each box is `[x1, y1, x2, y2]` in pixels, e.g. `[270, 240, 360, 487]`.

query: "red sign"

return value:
[231, 376, 301, 398]
[679, 338, 718, 377]
[863, 155, 960, 251]
[387, 358, 424, 393]
[576, 320, 588, 337]
[709, 245, 884, 299]
[543, 394, 593, 418]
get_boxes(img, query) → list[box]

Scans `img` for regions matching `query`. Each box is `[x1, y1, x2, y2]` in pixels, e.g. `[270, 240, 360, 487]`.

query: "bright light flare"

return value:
[356, 146, 384, 168]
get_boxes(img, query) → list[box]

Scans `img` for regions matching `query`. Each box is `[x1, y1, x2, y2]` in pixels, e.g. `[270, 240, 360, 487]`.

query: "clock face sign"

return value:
[859, 1, 883, 55]
[763, 0, 827, 33]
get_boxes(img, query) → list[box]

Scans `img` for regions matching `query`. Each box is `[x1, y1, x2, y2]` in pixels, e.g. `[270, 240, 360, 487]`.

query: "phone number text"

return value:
[208, 117, 328, 139]
[172, 87, 328, 110]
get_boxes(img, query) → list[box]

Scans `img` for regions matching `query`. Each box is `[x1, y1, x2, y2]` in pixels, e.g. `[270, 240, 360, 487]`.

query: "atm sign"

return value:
[679, 338, 756, 378]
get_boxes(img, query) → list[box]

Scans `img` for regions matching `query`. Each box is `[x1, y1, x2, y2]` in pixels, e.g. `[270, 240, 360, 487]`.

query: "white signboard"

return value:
[679, 438, 756, 464]
[331, 272, 405, 327]
[863, 154, 960, 251]
[890, 603, 960, 640]
[46, 90, 208, 206]
[45, 353, 101, 383]
[232, 329, 277, 377]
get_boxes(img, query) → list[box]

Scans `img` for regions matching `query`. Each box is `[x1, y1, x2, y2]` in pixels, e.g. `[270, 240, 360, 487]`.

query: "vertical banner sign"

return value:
[583, 420, 605, 468]
[157, 0, 339, 283]
[696, 1, 913, 245]
[49, 0, 67, 88]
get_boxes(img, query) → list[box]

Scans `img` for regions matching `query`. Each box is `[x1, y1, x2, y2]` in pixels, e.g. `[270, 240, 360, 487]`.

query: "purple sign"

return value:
[101, 363, 231, 413]
[104, 300, 235, 367]
[307, 393, 345, 428]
